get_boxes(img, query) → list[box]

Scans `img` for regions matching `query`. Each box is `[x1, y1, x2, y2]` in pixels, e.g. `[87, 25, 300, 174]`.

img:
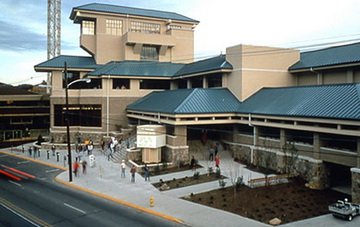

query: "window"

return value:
[140, 79, 170, 90]
[82, 20, 95, 35]
[130, 21, 160, 34]
[106, 19, 122, 35]
[168, 25, 181, 30]
[54, 105, 101, 127]
[113, 78, 130, 89]
[208, 74, 222, 88]
[141, 45, 159, 61]
[62, 72, 80, 89]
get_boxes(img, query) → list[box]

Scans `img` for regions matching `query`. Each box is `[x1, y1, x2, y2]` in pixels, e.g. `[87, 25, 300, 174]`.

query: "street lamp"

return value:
[64, 62, 91, 182]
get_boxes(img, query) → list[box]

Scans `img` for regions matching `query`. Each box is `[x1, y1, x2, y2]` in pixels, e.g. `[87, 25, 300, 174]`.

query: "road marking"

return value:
[1, 165, 35, 179]
[64, 203, 86, 214]
[9, 180, 22, 187]
[0, 198, 50, 227]
[45, 169, 60, 173]
[17, 161, 31, 164]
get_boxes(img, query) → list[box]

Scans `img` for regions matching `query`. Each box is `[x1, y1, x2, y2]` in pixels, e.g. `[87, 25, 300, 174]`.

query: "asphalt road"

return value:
[0, 153, 183, 227]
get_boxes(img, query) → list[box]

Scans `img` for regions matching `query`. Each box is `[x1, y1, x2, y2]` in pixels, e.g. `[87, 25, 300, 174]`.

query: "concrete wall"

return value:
[226, 44, 299, 101]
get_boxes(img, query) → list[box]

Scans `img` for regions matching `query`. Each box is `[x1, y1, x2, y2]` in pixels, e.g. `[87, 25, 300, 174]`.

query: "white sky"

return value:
[1, 0, 360, 85]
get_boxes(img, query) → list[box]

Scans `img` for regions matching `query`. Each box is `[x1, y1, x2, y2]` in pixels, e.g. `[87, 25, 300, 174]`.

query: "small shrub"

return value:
[193, 171, 200, 179]
[154, 166, 160, 174]
[219, 179, 227, 188]
[215, 168, 221, 178]
[208, 167, 214, 174]
[162, 162, 168, 170]
[235, 176, 244, 189]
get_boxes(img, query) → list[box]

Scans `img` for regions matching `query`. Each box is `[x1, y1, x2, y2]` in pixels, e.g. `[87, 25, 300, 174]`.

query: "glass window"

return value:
[106, 19, 122, 35]
[208, 74, 223, 88]
[113, 78, 130, 89]
[82, 20, 95, 35]
[130, 21, 160, 34]
[54, 105, 101, 127]
[141, 45, 159, 61]
[140, 79, 170, 90]
[62, 72, 80, 89]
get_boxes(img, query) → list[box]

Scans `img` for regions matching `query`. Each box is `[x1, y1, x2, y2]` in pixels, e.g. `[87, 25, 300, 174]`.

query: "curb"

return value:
[0, 151, 67, 170]
[55, 177, 184, 224]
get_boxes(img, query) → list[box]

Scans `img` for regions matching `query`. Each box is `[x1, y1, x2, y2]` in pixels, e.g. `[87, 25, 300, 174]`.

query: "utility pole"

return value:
[47, 0, 61, 93]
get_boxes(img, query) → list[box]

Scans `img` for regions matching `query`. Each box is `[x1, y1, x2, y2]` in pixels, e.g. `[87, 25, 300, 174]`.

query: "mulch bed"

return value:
[183, 178, 348, 225]
[153, 172, 226, 190]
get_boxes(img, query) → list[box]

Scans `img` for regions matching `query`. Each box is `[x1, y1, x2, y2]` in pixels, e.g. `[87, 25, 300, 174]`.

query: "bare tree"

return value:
[227, 163, 244, 196]
[282, 141, 299, 177]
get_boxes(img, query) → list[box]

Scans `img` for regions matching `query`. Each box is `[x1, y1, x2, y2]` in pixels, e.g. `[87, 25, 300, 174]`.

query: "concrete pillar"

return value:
[280, 129, 286, 150]
[357, 138, 360, 168]
[233, 125, 239, 143]
[187, 79, 192, 89]
[174, 125, 187, 146]
[347, 69, 354, 83]
[170, 81, 178, 90]
[351, 168, 360, 203]
[313, 133, 321, 159]
[203, 76, 208, 88]
[165, 125, 188, 163]
[253, 126, 259, 147]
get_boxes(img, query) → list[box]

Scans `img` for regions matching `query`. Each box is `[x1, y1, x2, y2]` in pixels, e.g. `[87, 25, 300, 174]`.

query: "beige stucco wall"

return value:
[76, 11, 196, 64]
[226, 44, 300, 101]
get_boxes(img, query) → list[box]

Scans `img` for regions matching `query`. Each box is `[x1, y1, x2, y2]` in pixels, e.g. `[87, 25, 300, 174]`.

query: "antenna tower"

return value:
[47, 0, 61, 91]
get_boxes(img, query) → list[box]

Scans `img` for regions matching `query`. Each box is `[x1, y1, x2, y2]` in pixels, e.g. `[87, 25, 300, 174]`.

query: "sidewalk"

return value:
[2, 144, 270, 227]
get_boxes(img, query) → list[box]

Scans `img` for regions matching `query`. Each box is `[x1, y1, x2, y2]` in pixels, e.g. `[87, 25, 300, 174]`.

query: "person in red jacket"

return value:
[73, 160, 80, 177]
[215, 155, 220, 169]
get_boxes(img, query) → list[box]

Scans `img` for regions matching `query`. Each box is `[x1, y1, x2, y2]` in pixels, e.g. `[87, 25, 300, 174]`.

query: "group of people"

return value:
[120, 160, 150, 183]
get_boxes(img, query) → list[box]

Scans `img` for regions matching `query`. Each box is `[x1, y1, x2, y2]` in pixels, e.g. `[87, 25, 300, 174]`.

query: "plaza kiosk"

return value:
[136, 125, 166, 163]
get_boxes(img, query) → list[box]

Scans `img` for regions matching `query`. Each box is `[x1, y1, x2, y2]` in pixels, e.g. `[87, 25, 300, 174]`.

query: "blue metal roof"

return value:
[290, 42, 360, 70]
[238, 83, 360, 120]
[34, 55, 99, 70]
[127, 88, 241, 114]
[88, 61, 185, 77]
[174, 55, 233, 76]
[70, 3, 199, 23]
[88, 55, 233, 77]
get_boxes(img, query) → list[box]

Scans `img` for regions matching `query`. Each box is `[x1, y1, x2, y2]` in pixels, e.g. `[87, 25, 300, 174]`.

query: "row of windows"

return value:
[60, 75, 223, 90]
[81, 20, 162, 35]
[54, 105, 101, 127]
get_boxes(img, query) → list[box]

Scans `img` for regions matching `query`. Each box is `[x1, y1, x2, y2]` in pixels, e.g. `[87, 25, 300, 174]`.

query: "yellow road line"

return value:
[0, 197, 51, 227]
[55, 177, 184, 224]
[0, 151, 67, 170]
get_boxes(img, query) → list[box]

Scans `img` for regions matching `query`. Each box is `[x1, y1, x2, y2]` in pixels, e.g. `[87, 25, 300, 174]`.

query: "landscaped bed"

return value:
[182, 178, 348, 225]
[152, 172, 226, 190]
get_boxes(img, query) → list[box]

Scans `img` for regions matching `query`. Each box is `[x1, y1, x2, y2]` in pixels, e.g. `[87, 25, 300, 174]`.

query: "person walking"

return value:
[215, 155, 220, 169]
[209, 145, 215, 161]
[73, 161, 80, 177]
[144, 164, 150, 181]
[120, 160, 126, 178]
[130, 165, 136, 183]
[82, 160, 87, 174]
[106, 146, 113, 161]
[190, 155, 196, 171]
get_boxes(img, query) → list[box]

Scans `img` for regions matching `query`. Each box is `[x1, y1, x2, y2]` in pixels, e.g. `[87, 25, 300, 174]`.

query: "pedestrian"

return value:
[120, 160, 126, 178]
[78, 150, 83, 162]
[190, 155, 196, 170]
[209, 145, 215, 161]
[82, 160, 87, 174]
[106, 146, 113, 161]
[215, 141, 220, 156]
[144, 164, 150, 181]
[28, 147, 32, 157]
[100, 139, 105, 151]
[73, 161, 80, 177]
[130, 165, 136, 182]
[51, 145, 56, 156]
[215, 155, 220, 168]
[88, 142, 93, 155]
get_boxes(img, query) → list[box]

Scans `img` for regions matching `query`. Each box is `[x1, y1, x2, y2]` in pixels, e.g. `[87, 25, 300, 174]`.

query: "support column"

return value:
[351, 168, 360, 203]
[313, 133, 321, 159]
[203, 76, 208, 88]
[357, 138, 360, 168]
[165, 125, 188, 163]
[280, 129, 286, 150]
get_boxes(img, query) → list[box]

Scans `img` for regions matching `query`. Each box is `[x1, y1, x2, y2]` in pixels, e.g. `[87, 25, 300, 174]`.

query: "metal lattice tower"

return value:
[47, 0, 61, 91]
[47, 0, 61, 59]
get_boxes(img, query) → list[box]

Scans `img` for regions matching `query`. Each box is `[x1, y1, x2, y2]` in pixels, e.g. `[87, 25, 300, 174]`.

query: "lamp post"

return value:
[64, 62, 91, 182]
